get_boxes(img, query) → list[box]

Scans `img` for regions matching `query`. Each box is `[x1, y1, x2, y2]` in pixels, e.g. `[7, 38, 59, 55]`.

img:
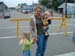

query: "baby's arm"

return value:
[19, 37, 24, 45]
[19, 39, 23, 45]
[47, 17, 51, 20]
[26, 39, 34, 45]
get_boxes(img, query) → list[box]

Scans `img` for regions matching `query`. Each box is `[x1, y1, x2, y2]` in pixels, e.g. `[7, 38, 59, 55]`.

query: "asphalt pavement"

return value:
[0, 10, 75, 56]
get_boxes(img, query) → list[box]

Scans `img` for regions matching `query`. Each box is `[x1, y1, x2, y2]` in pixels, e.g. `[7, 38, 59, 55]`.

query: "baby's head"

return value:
[23, 32, 30, 40]
[44, 11, 50, 18]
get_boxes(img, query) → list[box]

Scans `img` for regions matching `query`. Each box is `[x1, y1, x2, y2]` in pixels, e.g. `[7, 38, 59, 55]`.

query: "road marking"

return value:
[0, 24, 74, 29]
[55, 52, 75, 56]
[0, 36, 16, 39]
[0, 26, 30, 29]
[0, 32, 73, 39]
[50, 32, 73, 35]
[51, 24, 75, 26]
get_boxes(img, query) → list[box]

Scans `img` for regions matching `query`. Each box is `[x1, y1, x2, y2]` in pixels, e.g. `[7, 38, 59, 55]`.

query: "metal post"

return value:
[2, 6, 4, 18]
[65, 0, 67, 18]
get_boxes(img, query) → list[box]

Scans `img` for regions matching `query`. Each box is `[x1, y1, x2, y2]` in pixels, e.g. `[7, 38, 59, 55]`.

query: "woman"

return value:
[30, 6, 48, 56]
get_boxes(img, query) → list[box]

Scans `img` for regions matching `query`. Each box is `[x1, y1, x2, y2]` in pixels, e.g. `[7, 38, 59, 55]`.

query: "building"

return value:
[58, 3, 75, 17]
[20, 3, 38, 13]
[16, 3, 47, 13]
[0, 2, 8, 11]
[0, 2, 10, 19]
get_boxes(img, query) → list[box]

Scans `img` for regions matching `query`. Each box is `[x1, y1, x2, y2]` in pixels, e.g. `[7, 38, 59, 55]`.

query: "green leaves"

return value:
[39, 0, 75, 10]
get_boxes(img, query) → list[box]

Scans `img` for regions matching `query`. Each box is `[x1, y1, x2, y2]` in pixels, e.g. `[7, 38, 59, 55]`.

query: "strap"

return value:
[31, 15, 37, 37]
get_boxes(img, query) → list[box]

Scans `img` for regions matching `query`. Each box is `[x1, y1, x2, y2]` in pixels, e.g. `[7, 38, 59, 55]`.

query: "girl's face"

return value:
[35, 8, 42, 17]
[23, 32, 30, 39]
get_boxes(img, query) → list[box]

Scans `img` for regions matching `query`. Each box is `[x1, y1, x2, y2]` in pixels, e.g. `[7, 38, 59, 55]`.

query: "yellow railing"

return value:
[10, 18, 31, 41]
[48, 17, 68, 36]
[10, 17, 68, 40]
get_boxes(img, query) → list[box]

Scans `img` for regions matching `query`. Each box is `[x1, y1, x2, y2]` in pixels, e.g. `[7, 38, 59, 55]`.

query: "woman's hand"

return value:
[33, 36, 37, 43]
[43, 26, 48, 29]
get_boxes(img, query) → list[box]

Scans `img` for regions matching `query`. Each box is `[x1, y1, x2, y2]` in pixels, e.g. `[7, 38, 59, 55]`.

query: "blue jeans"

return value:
[36, 34, 48, 56]
[23, 50, 31, 56]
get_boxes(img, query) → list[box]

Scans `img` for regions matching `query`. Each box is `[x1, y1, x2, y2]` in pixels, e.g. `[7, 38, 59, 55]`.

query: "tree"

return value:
[52, 0, 64, 10]
[67, 0, 75, 3]
[39, 0, 49, 6]
[39, 0, 75, 10]
[47, 3, 52, 8]
[20, 3, 27, 8]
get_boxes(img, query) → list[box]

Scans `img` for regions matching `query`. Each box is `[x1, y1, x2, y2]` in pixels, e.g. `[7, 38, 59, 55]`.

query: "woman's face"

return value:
[35, 8, 42, 16]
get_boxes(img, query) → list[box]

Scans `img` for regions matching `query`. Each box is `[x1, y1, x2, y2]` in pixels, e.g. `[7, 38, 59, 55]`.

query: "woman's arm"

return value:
[30, 18, 37, 38]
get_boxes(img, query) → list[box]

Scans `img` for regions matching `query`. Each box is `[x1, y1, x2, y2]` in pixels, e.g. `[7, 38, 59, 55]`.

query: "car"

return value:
[21, 9, 30, 14]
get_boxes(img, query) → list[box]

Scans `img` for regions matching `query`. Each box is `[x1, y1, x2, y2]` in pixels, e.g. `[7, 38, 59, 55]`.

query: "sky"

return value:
[0, 0, 38, 7]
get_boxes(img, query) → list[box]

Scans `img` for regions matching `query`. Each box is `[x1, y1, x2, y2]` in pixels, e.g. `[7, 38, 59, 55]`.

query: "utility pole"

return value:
[65, 0, 67, 18]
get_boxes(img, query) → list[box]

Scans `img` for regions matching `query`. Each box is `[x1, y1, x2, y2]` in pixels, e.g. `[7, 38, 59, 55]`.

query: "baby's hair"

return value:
[23, 31, 29, 34]
[44, 11, 50, 15]
[22, 32, 30, 40]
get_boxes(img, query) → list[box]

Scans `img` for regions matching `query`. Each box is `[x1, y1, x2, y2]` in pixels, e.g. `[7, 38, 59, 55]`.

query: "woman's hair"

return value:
[35, 6, 42, 11]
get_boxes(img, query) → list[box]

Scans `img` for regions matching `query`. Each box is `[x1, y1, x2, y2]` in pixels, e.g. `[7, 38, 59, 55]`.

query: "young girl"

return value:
[20, 32, 36, 56]
[43, 11, 51, 37]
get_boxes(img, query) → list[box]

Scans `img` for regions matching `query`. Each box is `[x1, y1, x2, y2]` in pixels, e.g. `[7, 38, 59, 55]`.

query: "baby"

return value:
[20, 32, 37, 56]
[43, 11, 50, 37]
